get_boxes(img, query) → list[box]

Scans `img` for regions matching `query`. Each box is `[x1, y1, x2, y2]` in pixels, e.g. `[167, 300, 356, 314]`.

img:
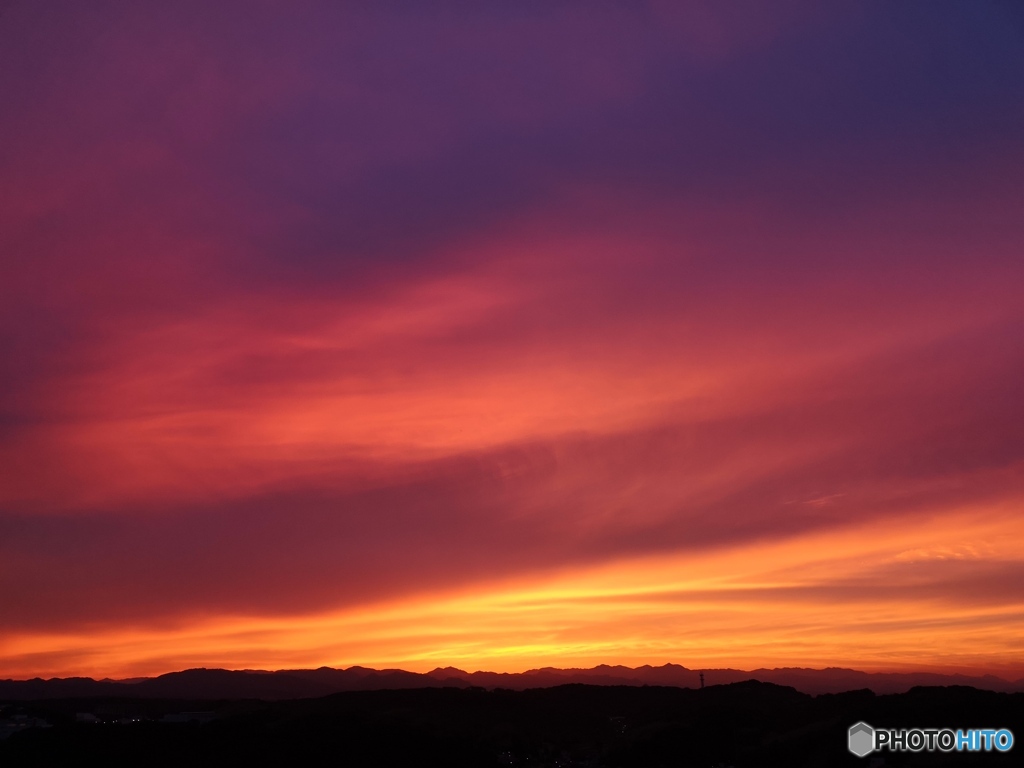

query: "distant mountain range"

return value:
[2, 663, 1021, 700]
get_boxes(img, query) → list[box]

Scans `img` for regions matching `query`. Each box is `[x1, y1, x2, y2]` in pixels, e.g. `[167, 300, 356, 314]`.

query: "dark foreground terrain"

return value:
[2, 682, 1021, 767]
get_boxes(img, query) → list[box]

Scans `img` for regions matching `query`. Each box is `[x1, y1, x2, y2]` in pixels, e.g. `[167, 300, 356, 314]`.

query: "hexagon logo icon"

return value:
[848, 722, 875, 757]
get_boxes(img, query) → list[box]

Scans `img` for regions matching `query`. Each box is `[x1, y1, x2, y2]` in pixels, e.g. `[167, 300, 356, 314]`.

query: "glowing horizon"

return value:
[5, 502, 1023, 680]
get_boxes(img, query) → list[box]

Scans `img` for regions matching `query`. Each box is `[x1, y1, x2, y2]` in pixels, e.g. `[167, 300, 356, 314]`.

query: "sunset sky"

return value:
[2, 2, 1023, 680]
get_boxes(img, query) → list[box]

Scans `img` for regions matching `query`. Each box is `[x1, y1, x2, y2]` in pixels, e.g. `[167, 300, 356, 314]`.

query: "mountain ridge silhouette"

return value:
[2, 663, 1022, 700]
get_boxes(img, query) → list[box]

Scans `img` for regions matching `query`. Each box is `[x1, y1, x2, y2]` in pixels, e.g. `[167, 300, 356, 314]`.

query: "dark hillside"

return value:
[2, 682, 1020, 767]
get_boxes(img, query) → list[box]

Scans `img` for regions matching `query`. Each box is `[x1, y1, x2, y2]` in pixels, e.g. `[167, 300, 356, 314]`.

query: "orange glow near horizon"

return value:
[5, 503, 1022, 680]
